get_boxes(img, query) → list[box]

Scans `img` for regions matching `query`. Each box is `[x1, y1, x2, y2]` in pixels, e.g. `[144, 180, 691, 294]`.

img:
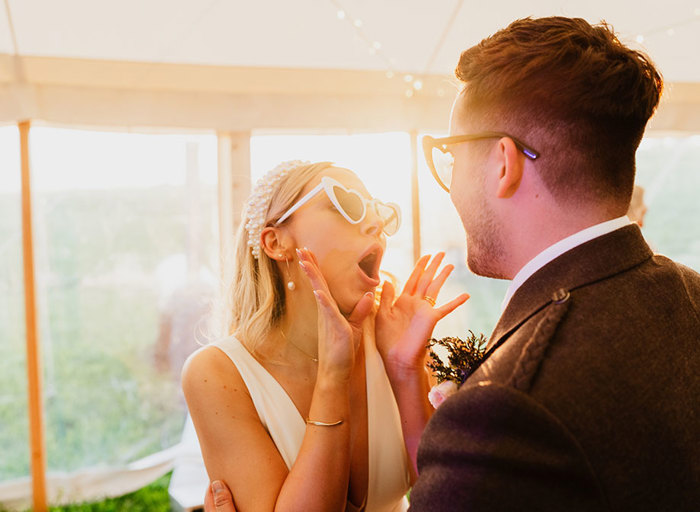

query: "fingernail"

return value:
[298, 261, 306, 271]
[212, 480, 224, 494]
[313, 290, 321, 300]
[296, 248, 303, 258]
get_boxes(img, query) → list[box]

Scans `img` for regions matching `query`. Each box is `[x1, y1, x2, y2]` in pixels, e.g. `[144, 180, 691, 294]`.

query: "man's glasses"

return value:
[422, 132, 540, 192]
[275, 176, 401, 236]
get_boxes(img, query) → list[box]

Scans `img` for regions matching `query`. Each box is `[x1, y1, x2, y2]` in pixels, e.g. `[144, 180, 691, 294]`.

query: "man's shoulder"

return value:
[473, 250, 700, 405]
[429, 257, 700, 510]
[573, 251, 700, 331]
[649, 253, 700, 301]
[500, 241, 700, 345]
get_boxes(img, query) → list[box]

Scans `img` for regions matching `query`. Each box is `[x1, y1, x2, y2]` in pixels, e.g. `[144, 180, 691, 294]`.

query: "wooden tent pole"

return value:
[19, 119, 48, 512]
[410, 130, 422, 262]
[216, 131, 251, 292]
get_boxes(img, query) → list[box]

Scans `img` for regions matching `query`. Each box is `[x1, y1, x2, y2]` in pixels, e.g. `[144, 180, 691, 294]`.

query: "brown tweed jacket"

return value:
[410, 225, 700, 511]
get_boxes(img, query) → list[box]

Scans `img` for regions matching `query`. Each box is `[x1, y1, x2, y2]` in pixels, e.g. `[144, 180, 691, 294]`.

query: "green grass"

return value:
[0, 473, 173, 512]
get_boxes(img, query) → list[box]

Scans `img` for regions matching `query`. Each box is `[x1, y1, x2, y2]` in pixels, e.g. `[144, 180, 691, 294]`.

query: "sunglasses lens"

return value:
[376, 202, 400, 236]
[332, 185, 364, 222]
[431, 146, 454, 190]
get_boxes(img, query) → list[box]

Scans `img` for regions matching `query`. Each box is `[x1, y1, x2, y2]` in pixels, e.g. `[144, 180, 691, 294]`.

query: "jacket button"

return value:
[552, 288, 570, 304]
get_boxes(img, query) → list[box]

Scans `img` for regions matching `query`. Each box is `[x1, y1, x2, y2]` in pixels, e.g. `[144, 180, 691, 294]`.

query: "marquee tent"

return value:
[2, 1, 699, 511]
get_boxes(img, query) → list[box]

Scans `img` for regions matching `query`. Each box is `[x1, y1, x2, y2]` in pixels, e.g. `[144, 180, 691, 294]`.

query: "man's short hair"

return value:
[455, 17, 663, 209]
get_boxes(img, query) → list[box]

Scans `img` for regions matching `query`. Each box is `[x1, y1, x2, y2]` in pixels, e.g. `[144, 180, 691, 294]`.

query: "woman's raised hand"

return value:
[375, 253, 469, 374]
[297, 247, 374, 381]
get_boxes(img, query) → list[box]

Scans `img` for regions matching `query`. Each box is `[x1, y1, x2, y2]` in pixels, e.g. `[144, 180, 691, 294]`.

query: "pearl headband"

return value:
[245, 160, 310, 259]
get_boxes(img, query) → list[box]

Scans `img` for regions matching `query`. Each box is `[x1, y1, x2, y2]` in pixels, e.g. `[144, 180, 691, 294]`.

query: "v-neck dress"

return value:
[211, 332, 410, 512]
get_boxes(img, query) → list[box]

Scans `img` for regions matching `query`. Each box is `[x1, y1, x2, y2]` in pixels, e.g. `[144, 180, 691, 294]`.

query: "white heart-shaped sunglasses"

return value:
[275, 176, 401, 236]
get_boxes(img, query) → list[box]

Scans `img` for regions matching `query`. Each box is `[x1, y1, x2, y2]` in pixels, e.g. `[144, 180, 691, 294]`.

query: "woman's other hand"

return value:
[375, 253, 469, 376]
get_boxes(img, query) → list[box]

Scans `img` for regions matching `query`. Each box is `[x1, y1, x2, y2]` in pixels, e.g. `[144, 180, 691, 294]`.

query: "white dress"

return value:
[211, 330, 411, 512]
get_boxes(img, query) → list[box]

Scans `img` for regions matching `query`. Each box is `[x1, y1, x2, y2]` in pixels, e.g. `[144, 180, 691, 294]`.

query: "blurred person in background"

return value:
[626, 184, 648, 227]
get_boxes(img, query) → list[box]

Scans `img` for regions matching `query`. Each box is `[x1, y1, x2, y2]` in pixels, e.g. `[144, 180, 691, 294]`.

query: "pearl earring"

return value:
[281, 253, 296, 291]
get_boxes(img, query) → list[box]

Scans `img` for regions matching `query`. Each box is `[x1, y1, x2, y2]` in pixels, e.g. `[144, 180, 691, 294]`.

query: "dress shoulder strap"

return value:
[363, 322, 411, 511]
[210, 336, 306, 469]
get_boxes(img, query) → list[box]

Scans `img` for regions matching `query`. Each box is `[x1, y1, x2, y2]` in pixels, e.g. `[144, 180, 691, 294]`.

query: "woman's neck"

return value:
[279, 288, 320, 360]
[279, 312, 319, 362]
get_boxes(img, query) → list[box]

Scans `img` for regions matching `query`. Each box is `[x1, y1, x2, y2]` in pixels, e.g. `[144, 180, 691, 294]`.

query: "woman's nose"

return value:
[361, 207, 384, 237]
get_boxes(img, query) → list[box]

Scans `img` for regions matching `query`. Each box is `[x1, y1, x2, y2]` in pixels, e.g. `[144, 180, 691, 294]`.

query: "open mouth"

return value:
[358, 247, 382, 280]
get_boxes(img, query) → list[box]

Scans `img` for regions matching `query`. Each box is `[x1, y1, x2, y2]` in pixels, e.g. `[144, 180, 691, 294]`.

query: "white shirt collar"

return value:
[501, 216, 632, 311]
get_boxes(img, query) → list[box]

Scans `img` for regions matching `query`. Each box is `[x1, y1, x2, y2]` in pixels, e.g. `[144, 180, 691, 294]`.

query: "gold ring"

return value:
[422, 296, 436, 307]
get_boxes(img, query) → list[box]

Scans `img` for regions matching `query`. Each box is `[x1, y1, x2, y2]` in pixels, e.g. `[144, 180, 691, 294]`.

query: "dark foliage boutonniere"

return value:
[426, 331, 488, 408]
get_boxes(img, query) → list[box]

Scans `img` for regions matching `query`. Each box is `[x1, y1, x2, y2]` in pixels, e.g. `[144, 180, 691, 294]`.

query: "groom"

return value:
[205, 16, 700, 511]
[410, 16, 700, 511]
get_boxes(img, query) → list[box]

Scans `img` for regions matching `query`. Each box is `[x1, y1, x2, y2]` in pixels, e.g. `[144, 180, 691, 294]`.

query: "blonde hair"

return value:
[219, 161, 333, 353]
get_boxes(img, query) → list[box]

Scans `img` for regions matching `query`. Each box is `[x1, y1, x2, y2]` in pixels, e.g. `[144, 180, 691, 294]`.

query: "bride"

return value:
[182, 161, 468, 511]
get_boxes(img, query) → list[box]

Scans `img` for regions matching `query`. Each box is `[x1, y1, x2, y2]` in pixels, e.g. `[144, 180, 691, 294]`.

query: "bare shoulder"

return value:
[181, 344, 254, 417]
[182, 343, 289, 507]
[182, 344, 244, 389]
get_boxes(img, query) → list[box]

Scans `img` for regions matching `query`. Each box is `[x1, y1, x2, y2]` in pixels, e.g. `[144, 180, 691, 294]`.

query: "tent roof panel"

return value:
[5, 0, 700, 81]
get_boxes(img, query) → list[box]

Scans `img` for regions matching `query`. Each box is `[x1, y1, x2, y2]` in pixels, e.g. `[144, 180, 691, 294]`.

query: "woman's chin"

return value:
[335, 288, 376, 317]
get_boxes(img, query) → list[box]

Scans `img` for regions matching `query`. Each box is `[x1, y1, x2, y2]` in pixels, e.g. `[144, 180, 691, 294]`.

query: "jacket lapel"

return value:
[488, 224, 653, 352]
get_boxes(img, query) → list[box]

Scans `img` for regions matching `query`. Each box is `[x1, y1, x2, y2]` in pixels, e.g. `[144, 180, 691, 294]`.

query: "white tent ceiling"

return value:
[1, 0, 700, 131]
[2, 0, 699, 80]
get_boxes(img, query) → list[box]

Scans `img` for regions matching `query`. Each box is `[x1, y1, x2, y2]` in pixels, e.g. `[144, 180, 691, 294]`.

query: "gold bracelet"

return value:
[305, 418, 343, 427]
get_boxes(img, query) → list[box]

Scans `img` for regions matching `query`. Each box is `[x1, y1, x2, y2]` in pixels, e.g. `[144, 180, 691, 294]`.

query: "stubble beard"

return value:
[464, 201, 508, 279]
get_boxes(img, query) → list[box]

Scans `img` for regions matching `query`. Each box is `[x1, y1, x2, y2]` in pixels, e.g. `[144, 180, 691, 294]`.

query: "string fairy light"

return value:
[329, 0, 392, 67]
[328, 1, 700, 97]
[327, 0, 467, 99]
[328, 0, 426, 98]
[632, 8, 700, 45]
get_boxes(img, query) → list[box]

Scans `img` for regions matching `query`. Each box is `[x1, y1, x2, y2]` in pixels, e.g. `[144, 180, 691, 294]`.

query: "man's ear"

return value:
[260, 226, 291, 261]
[495, 137, 524, 199]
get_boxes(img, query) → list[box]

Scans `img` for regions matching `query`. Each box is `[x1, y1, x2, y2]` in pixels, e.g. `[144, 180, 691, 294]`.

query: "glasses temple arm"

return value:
[274, 182, 324, 226]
